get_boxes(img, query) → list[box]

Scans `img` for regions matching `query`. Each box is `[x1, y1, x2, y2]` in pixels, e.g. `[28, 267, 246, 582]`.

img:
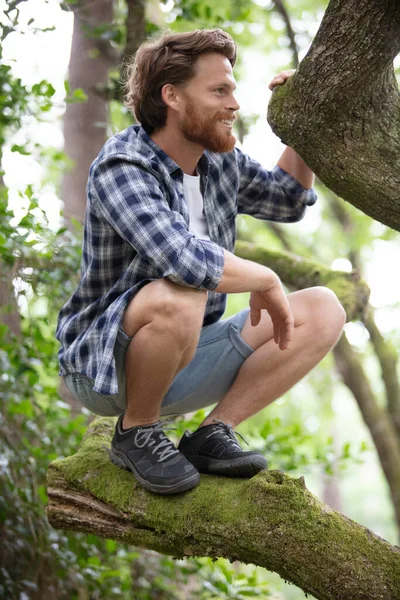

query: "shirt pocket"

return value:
[217, 214, 236, 251]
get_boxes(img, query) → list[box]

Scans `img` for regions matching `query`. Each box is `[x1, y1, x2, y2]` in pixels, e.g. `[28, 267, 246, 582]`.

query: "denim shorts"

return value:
[63, 308, 254, 418]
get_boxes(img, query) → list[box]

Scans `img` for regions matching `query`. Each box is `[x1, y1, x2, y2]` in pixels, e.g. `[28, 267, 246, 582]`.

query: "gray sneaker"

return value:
[178, 419, 267, 477]
[109, 415, 200, 494]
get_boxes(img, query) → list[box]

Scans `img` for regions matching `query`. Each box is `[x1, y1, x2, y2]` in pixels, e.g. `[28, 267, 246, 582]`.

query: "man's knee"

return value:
[308, 286, 346, 347]
[123, 278, 207, 339]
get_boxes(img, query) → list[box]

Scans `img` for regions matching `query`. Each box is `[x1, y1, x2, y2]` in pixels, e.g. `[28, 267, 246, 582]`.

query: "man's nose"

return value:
[226, 93, 240, 113]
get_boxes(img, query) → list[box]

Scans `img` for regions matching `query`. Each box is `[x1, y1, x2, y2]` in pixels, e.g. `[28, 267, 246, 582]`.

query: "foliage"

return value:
[1, 0, 399, 599]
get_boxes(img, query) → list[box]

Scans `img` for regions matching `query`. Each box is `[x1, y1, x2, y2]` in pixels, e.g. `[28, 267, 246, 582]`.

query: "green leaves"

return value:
[64, 80, 88, 103]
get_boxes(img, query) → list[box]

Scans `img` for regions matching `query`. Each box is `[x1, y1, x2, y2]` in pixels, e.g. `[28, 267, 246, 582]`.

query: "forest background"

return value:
[1, 0, 400, 598]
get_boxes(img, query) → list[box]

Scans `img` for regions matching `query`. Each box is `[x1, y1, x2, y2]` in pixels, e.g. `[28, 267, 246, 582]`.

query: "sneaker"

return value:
[109, 415, 200, 494]
[178, 419, 267, 478]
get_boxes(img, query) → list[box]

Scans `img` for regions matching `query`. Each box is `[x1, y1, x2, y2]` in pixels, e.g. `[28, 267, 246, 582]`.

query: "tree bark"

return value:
[46, 418, 400, 600]
[268, 0, 400, 232]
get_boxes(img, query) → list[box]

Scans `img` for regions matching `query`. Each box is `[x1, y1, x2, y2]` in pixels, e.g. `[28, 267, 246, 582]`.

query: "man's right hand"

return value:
[214, 250, 295, 349]
[249, 282, 294, 351]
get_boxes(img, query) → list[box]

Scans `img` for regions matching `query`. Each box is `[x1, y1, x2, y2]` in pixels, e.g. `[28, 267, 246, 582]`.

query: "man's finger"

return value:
[250, 307, 261, 327]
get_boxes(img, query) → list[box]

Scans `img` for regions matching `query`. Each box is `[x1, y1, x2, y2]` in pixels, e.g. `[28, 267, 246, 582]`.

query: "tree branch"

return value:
[272, 0, 299, 67]
[268, 0, 400, 231]
[46, 418, 400, 600]
[364, 308, 400, 437]
[235, 240, 370, 321]
[333, 333, 400, 530]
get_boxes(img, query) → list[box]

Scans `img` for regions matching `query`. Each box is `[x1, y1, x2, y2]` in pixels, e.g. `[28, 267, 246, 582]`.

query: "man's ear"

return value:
[161, 84, 182, 112]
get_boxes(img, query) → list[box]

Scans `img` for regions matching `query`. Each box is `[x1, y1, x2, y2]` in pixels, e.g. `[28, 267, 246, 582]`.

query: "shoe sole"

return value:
[183, 454, 268, 478]
[108, 447, 200, 495]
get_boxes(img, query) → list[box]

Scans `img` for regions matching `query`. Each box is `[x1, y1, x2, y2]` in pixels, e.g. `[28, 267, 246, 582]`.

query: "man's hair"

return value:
[124, 29, 237, 133]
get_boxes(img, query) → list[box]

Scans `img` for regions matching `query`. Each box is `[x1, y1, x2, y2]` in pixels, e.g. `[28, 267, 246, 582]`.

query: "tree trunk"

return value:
[0, 171, 21, 338]
[61, 0, 115, 225]
[268, 0, 400, 232]
[47, 418, 400, 600]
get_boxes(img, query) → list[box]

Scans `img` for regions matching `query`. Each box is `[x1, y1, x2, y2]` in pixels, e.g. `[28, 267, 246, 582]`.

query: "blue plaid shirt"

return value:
[56, 125, 317, 395]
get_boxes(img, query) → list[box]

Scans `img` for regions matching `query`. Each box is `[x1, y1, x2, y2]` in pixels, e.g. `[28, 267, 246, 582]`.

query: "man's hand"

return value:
[269, 69, 296, 91]
[249, 281, 294, 351]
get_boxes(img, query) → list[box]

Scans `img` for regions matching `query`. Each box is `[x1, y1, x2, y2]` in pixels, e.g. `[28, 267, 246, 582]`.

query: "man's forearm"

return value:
[213, 249, 277, 294]
[277, 147, 315, 190]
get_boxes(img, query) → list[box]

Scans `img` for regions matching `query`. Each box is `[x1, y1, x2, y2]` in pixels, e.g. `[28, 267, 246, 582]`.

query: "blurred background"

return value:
[1, 0, 400, 598]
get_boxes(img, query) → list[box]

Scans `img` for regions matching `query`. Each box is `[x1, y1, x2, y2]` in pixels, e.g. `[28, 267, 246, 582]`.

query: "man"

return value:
[56, 29, 346, 495]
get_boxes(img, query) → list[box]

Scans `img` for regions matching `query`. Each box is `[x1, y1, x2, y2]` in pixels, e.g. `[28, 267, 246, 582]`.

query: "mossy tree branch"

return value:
[235, 240, 370, 321]
[268, 0, 400, 231]
[47, 418, 400, 600]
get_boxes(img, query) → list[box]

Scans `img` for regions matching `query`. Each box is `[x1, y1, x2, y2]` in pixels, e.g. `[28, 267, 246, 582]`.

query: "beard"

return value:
[180, 96, 236, 153]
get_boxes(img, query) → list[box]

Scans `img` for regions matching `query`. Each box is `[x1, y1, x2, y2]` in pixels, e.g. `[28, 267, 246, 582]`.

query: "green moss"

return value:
[47, 418, 400, 599]
[235, 240, 370, 321]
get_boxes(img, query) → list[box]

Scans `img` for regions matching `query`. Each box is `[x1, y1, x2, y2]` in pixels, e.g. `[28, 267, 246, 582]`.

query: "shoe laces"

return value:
[206, 419, 249, 451]
[133, 418, 179, 463]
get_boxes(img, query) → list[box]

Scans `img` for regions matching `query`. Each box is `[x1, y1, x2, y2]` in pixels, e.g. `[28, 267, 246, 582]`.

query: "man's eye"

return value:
[215, 88, 225, 94]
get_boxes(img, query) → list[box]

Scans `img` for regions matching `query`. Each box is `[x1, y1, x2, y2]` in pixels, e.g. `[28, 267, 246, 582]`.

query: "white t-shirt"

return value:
[183, 172, 211, 241]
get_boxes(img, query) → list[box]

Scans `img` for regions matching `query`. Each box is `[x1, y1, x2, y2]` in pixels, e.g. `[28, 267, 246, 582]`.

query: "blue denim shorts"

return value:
[63, 308, 254, 418]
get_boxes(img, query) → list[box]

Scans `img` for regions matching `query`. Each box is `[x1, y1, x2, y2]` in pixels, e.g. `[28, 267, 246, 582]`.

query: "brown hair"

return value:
[124, 29, 237, 133]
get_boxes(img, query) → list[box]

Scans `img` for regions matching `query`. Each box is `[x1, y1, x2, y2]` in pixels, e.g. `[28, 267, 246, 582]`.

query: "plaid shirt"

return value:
[56, 125, 317, 395]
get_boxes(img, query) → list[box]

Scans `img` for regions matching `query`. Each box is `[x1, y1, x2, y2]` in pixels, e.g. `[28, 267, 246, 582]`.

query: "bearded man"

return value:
[56, 29, 346, 495]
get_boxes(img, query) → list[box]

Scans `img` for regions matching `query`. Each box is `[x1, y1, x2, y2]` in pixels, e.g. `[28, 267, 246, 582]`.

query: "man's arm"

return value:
[91, 159, 224, 292]
[269, 69, 315, 190]
[214, 249, 294, 351]
[277, 147, 314, 190]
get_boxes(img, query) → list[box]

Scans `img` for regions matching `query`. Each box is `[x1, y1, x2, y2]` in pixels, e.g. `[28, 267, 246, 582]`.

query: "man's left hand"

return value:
[269, 69, 296, 91]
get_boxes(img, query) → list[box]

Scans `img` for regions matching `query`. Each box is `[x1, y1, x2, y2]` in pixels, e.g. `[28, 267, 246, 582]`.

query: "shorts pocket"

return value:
[64, 374, 122, 417]
[228, 322, 254, 359]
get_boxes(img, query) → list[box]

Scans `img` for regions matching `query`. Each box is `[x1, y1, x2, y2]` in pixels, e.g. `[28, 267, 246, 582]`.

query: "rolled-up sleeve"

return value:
[91, 158, 224, 290]
[236, 149, 317, 223]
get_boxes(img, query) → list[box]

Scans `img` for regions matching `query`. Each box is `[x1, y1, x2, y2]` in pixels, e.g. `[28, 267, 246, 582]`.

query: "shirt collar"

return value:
[137, 125, 210, 178]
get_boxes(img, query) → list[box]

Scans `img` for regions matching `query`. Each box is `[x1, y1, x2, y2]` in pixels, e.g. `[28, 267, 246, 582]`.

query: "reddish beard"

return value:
[181, 98, 236, 153]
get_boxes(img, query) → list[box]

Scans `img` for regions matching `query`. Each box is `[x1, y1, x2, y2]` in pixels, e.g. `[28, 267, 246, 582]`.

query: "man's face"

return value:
[178, 53, 240, 153]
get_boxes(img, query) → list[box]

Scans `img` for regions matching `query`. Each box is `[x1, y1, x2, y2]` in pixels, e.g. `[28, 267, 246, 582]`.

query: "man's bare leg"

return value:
[109, 279, 207, 495]
[200, 287, 346, 428]
[121, 279, 207, 429]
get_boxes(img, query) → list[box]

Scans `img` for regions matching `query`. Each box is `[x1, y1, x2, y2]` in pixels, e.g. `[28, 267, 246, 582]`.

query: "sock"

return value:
[120, 417, 159, 433]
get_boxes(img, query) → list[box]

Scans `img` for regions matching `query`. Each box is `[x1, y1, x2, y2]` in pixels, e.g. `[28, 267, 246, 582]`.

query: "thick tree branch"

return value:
[46, 418, 400, 600]
[333, 334, 400, 530]
[268, 0, 400, 231]
[235, 240, 369, 321]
